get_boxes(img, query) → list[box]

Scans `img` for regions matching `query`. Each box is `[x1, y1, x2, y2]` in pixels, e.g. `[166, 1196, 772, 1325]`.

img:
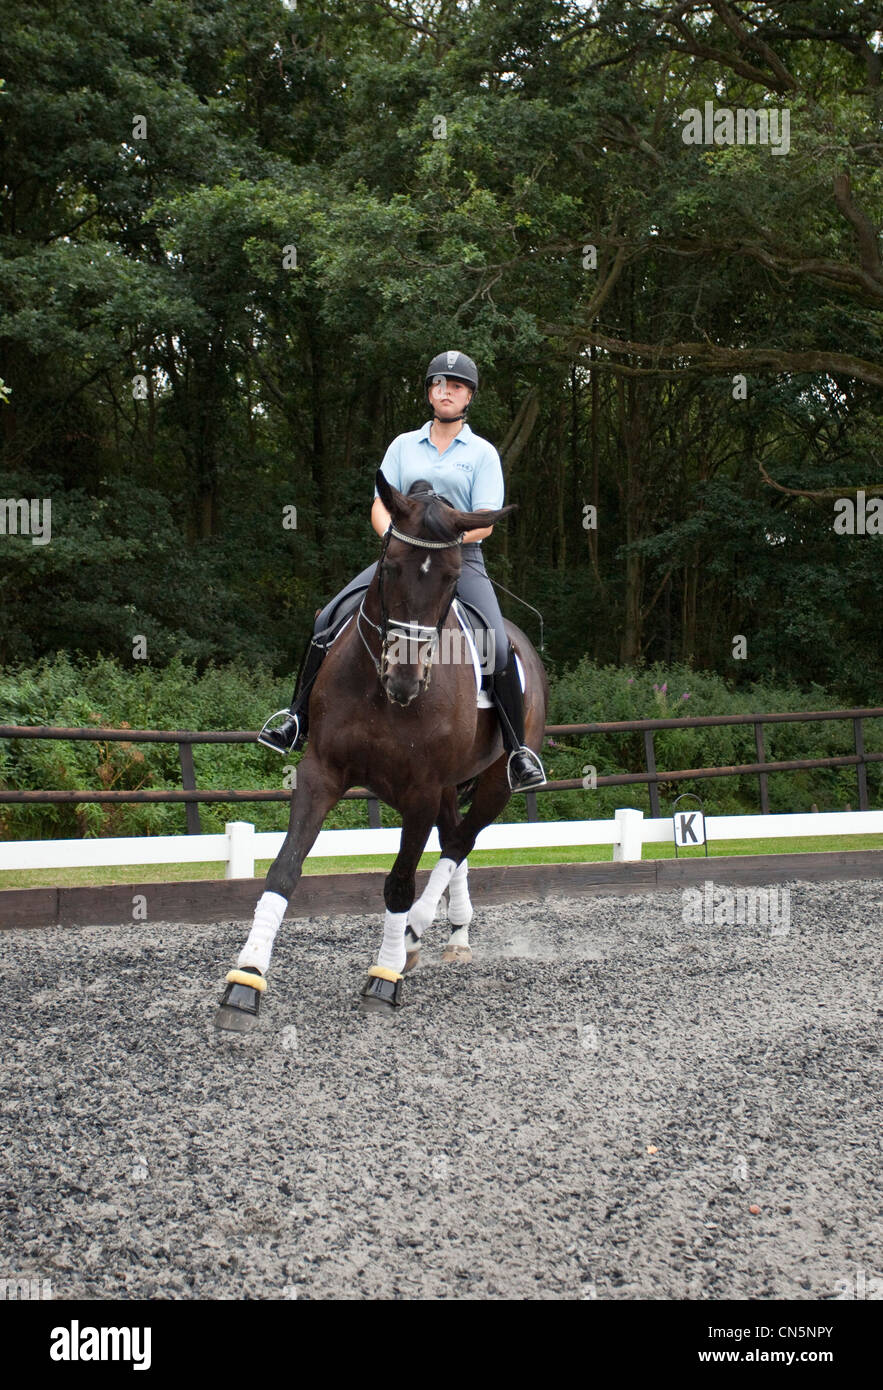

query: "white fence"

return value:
[2, 808, 882, 879]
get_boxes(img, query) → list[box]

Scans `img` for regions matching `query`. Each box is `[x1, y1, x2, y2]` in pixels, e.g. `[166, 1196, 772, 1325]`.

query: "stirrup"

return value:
[506, 747, 546, 791]
[257, 708, 300, 754]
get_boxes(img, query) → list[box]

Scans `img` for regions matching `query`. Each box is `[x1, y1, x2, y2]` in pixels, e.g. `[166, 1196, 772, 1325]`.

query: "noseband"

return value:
[358, 519, 465, 692]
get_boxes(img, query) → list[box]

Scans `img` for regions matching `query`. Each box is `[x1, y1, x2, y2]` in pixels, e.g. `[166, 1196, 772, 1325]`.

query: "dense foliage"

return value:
[1, 653, 878, 838]
[1, 2, 881, 705]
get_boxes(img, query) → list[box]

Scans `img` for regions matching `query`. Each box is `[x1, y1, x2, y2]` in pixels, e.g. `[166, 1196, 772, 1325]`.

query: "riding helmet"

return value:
[425, 350, 479, 402]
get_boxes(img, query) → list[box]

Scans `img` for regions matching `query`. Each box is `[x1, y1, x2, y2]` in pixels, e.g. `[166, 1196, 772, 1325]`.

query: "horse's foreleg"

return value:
[404, 856, 458, 943]
[216, 756, 343, 1030]
[240, 757, 342, 970]
[360, 804, 437, 1011]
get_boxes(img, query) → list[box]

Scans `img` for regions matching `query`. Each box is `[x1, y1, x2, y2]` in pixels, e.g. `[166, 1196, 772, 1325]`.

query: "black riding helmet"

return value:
[425, 351, 478, 421]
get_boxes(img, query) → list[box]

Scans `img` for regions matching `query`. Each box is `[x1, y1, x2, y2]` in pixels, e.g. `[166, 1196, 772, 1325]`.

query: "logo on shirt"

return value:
[454, 459, 473, 472]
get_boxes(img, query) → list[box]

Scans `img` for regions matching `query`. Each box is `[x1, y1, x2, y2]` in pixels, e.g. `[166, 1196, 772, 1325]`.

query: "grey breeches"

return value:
[313, 542, 508, 674]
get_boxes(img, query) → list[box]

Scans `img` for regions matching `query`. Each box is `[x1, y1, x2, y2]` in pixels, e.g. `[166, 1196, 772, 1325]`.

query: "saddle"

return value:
[314, 588, 364, 648]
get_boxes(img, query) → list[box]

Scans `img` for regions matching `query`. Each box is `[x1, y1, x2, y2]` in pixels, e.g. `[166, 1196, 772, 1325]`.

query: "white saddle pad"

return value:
[452, 601, 524, 707]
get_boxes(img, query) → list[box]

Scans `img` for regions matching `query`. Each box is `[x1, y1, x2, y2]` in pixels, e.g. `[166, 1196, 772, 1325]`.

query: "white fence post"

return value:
[613, 807, 644, 862]
[225, 821, 256, 878]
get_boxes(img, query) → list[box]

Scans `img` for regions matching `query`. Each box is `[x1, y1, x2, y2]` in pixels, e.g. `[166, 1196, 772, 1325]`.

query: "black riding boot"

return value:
[257, 639, 326, 755]
[491, 648, 546, 791]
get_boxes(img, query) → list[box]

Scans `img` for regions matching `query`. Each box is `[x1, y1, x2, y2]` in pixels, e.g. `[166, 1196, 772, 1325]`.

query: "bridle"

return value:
[357, 518, 464, 694]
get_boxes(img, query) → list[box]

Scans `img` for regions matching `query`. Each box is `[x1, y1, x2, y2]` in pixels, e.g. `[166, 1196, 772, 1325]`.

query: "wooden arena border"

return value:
[3, 704, 882, 829]
[2, 849, 881, 930]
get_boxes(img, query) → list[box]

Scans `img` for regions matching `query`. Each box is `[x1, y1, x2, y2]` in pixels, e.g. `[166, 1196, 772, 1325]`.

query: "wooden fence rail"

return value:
[1, 707, 881, 832]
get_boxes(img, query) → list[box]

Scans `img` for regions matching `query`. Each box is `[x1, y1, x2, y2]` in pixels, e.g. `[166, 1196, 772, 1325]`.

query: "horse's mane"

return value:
[405, 480, 462, 544]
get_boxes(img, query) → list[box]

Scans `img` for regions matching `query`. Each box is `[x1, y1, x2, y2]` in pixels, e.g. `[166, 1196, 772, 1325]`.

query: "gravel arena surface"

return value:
[2, 876, 881, 1302]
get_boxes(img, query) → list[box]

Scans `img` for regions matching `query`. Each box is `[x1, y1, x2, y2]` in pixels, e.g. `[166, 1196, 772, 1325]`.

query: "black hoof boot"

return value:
[507, 747, 546, 791]
[214, 966, 266, 1032]
[257, 709, 303, 755]
[358, 966, 404, 1014]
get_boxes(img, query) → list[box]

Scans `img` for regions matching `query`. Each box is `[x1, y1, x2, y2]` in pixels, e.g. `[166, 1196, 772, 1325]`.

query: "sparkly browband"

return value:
[387, 522, 464, 550]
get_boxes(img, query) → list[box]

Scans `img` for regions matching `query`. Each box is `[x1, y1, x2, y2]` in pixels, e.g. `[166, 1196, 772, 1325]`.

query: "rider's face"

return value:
[429, 377, 473, 415]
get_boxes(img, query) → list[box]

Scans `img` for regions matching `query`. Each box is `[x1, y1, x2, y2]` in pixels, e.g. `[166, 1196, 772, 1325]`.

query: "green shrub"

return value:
[0, 653, 373, 839]
[542, 658, 881, 820]
[0, 653, 878, 840]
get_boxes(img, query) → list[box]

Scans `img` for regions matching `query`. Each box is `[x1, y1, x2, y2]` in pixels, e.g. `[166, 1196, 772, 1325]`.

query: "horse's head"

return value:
[371, 470, 513, 706]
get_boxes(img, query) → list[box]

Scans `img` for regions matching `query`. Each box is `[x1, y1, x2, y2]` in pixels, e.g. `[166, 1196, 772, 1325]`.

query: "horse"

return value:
[215, 470, 548, 1026]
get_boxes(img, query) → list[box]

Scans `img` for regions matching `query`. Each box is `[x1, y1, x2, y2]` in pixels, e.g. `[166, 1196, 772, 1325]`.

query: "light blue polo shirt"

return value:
[375, 420, 504, 518]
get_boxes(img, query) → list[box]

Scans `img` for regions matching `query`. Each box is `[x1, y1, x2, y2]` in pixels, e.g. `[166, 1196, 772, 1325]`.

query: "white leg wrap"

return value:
[406, 857, 457, 938]
[237, 890, 287, 975]
[448, 925, 470, 948]
[377, 909, 408, 974]
[447, 859, 473, 928]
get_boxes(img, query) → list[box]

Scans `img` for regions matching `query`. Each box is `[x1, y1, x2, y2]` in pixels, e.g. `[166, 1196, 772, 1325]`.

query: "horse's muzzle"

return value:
[382, 669, 423, 706]
[380, 633, 436, 705]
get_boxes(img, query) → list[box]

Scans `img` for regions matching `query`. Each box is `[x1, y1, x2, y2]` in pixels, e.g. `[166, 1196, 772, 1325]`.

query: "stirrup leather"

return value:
[257, 708, 300, 753]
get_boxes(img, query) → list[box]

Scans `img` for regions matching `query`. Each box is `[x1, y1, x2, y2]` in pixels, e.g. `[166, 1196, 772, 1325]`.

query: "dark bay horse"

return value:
[215, 471, 548, 1026]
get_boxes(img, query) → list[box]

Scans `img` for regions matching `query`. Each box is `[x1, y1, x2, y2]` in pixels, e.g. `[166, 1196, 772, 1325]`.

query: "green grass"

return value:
[2, 834, 882, 891]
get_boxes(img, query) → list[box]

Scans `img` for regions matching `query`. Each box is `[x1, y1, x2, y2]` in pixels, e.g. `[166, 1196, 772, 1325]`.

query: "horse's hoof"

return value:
[214, 1003, 259, 1032]
[358, 966, 404, 1013]
[358, 994, 397, 1015]
[404, 948, 421, 974]
[214, 968, 266, 1031]
[441, 945, 472, 964]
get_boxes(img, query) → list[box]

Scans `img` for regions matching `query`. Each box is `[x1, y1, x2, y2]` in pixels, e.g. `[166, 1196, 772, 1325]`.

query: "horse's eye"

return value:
[385, 561, 401, 577]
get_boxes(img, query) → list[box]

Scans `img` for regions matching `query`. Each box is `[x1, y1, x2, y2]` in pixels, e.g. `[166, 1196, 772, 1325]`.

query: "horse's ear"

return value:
[449, 502, 517, 532]
[375, 468, 408, 519]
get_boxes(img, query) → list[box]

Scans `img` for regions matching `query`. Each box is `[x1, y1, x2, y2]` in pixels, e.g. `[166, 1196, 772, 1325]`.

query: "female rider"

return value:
[258, 351, 545, 791]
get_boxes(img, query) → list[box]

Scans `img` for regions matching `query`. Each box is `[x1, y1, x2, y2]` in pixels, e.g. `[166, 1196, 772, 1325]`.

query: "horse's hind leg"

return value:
[439, 784, 482, 963]
[405, 785, 482, 968]
[439, 763, 513, 964]
[215, 756, 343, 1031]
[404, 788, 462, 970]
[441, 859, 474, 963]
